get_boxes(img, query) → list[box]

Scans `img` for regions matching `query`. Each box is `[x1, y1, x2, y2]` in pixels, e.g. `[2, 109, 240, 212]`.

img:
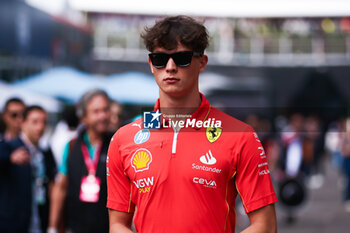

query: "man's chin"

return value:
[95, 127, 109, 134]
[161, 88, 186, 97]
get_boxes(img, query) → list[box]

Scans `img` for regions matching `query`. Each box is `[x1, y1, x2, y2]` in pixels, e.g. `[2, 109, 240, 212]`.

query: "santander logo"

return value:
[200, 150, 216, 165]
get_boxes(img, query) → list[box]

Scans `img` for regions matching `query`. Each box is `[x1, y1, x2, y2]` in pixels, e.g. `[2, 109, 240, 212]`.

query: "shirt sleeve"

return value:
[106, 131, 135, 213]
[235, 128, 277, 213]
[59, 142, 70, 175]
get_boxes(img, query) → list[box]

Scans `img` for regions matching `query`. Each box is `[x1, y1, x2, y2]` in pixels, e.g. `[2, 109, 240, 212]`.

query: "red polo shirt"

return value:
[107, 94, 277, 233]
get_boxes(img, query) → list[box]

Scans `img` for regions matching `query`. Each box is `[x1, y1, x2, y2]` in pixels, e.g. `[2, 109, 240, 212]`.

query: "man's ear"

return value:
[199, 55, 208, 73]
[148, 57, 154, 74]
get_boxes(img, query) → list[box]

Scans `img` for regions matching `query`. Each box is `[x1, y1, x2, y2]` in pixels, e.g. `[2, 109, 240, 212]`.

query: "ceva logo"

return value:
[193, 177, 217, 188]
[200, 150, 216, 165]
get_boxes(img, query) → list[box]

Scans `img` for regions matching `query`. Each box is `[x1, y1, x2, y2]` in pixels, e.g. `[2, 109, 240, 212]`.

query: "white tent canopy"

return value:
[0, 81, 62, 112]
[13, 67, 159, 105]
[199, 72, 232, 95]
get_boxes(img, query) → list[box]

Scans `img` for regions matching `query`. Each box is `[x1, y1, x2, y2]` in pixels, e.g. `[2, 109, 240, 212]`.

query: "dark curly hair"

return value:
[141, 15, 209, 54]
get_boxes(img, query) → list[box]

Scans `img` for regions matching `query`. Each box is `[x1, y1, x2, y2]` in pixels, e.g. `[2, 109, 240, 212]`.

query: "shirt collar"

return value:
[153, 93, 211, 130]
[20, 132, 37, 152]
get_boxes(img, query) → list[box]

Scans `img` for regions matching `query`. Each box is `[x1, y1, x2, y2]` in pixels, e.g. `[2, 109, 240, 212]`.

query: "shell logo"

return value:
[131, 148, 152, 172]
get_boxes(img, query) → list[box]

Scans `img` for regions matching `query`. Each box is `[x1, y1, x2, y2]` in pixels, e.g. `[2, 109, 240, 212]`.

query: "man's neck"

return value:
[4, 129, 20, 141]
[159, 89, 201, 120]
[86, 128, 103, 146]
[21, 132, 38, 149]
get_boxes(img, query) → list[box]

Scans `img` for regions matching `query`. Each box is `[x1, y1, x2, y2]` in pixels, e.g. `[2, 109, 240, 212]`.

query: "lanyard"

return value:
[81, 143, 102, 176]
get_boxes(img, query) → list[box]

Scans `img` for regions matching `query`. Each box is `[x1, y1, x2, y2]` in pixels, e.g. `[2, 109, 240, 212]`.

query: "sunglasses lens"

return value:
[172, 52, 193, 67]
[149, 53, 169, 68]
[149, 51, 197, 68]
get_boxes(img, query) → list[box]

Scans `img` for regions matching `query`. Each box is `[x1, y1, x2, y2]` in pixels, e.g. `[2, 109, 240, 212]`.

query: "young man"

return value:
[0, 105, 57, 233]
[107, 16, 277, 233]
[49, 89, 112, 233]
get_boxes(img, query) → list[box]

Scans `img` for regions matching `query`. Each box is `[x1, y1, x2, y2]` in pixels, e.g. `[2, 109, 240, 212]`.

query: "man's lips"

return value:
[164, 77, 180, 83]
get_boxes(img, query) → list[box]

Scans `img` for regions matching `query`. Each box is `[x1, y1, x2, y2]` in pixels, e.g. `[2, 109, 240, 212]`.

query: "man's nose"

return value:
[165, 58, 177, 72]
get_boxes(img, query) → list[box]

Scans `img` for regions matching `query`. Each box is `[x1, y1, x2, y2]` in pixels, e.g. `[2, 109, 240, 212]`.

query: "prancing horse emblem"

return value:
[206, 127, 222, 143]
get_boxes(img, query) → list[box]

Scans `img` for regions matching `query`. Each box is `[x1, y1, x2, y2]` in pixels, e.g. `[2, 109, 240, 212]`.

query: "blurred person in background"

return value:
[280, 113, 306, 179]
[280, 114, 325, 188]
[304, 115, 325, 189]
[245, 114, 280, 177]
[278, 113, 308, 223]
[107, 15, 277, 233]
[108, 100, 123, 133]
[340, 117, 350, 212]
[281, 113, 304, 147]
[0, 105, 57, 233]
[49, 89, 112, 233]
[1, 97, 26, 141]
[325, 118, 345, 171]
[50, 105, 79, 167]
[259, 118, 281, 181]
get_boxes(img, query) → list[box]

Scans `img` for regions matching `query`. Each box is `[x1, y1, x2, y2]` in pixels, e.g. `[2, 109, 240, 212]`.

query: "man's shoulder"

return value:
[67, 129, 86, 145]
[66, 134, 79, 149]
[210, 107, 253, 133]
[112, 118, 143, 143]
[7, 137, 25, 150]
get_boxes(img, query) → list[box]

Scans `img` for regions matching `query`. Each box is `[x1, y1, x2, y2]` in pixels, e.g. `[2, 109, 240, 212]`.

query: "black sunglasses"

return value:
[149, 51, 202, 68]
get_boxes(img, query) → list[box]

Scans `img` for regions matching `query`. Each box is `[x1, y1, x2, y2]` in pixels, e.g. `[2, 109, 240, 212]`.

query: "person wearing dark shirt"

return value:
[49, 89, 112, 233]
[0, 105, 57, 233]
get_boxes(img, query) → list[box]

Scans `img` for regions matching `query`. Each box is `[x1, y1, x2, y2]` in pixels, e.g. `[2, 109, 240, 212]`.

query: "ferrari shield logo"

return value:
[206, 127, 222, 143]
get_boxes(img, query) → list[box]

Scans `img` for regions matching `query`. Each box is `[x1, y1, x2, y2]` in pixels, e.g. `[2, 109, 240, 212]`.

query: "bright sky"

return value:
[26, 0, 67, 14]
[27, 0, 350, 17]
